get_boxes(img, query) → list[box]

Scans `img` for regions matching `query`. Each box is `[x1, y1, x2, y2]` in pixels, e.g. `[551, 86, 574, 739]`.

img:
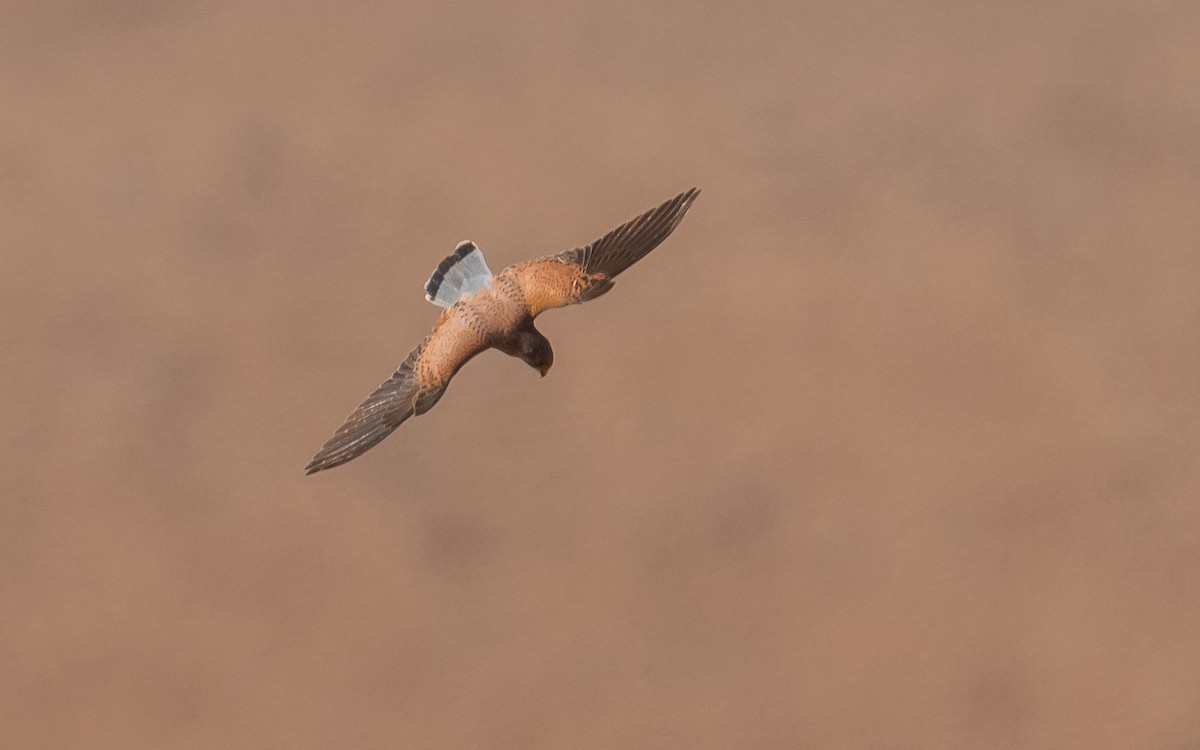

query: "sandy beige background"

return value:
[3, 1, 1200, 747]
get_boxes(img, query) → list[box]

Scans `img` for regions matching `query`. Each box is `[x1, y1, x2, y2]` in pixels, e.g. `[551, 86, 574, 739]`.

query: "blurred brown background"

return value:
[3, 0, 1199, 747]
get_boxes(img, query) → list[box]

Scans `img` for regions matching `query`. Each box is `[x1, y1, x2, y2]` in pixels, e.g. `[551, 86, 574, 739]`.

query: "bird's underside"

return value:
[304, 187, 700, 474]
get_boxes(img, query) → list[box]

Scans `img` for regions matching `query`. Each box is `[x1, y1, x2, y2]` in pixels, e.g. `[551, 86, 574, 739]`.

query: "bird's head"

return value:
[517, 328, 554, 377]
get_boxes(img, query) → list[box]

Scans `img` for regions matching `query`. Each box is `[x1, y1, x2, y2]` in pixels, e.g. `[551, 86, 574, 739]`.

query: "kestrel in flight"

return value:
[304, 187, 700, 474]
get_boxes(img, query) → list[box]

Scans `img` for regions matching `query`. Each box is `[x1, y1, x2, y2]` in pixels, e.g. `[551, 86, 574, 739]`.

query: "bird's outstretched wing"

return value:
[508, 188, 700, 316]
[304, 315, 485, 474]
[553, 187, 701, 278]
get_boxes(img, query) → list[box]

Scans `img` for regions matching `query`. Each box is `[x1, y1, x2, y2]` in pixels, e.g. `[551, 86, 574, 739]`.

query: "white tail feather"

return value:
[424, 241, 493, 307]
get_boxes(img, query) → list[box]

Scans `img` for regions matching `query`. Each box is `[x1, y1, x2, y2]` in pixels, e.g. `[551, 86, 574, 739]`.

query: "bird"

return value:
[304, 187, 701, 475]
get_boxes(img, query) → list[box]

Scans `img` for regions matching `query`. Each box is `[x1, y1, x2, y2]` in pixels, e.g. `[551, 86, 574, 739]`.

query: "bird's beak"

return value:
[537, 363, 550, 377]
